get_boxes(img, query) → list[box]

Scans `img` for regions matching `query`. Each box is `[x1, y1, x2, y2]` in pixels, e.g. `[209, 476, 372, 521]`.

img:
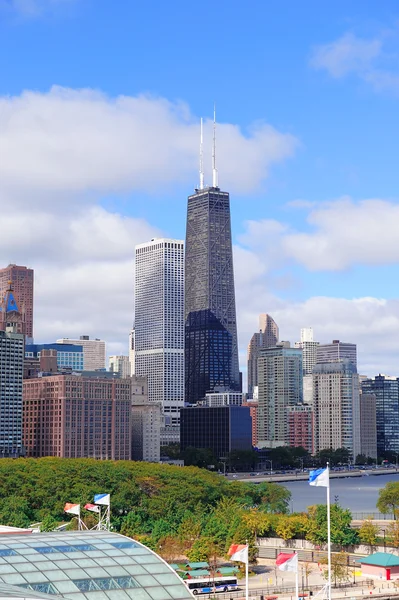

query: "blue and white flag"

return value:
[309, 467, 329, 487]
[94, 493, 110, 506]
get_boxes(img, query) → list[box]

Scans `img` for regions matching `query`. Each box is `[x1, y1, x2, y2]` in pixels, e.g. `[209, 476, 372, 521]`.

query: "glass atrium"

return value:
[0, 531, 193, 600]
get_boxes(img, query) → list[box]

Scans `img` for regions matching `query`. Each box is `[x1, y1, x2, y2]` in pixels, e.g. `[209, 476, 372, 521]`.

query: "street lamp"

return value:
[263, 459, 273, 475]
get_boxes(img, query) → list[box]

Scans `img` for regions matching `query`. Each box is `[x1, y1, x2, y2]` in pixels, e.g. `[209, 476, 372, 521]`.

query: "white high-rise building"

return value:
[134, 238, 184, 444]
[56, 336, 106, 371]
[129, 328, 135, 376]
[295, 327, 319, 375]
[109, 355, 131, 378]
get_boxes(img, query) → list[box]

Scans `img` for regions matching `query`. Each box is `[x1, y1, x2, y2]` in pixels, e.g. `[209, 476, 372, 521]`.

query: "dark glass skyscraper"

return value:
[185, 186, 240, 403]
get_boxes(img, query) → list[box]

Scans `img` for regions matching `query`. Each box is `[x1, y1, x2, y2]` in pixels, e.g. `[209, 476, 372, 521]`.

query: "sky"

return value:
[1, 0, 399, 382]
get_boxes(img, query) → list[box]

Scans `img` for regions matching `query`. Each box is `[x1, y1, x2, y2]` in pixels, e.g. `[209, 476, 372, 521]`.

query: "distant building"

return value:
[129, 328, 135, 376]
[313, 360, 361, 459]
[359, 393, 377, 460]
[242, 399, 258, 446]
[56, 336, 106, 371]
[316, 340, 357, 369]
[0, 330, 24, 457]
[180, 406, 252, 459]
[0, 282, 26, 337]
[303, 374, 314, 406]
[247, 314, 279, 398]
[257, 343, 303, 447]
[134, 239, 184, 444]
[204, 390, 243, 407]
[23, 374, 131, 459]
[25, 343, 84, 372]
[0, 264, 34, 340]
[361, 375, 399, 455]
[295, 327, 319, 375]
[287, 404, 314, 454]
[109, 355, 130, 378]
[131, 375, 161, 463]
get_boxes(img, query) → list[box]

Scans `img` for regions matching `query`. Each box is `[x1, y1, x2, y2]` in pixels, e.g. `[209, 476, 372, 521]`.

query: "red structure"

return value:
[0, 265, 33, 339]
[242, 400, 258, 446]
[23, 374, 132, 459]
[287, 405, 314, 454]
[359, 553, 399, 580]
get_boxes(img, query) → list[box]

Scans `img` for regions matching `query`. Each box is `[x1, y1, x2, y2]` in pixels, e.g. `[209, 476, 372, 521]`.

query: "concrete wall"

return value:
[257, 536, 396, 556]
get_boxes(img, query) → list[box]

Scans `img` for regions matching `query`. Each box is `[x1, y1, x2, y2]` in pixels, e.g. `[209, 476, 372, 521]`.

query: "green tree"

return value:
[40, 515, 59, 532]
[160, 443, 180, 459]
[377, 481, 399, 517]
[187, 536, 218, 562]
[243, 508, 271, 541]
[355, 454, 368, 465]
[275, 516, 297, 541]
[321, 552, 350, 586]
[358, 518, 379, 547]
[227, 450, 258, 472]
[181, 447, 216, 468]
[306, 504, 358, 546]
[387, 520, 399, 547]
[0, 495, 31, 528]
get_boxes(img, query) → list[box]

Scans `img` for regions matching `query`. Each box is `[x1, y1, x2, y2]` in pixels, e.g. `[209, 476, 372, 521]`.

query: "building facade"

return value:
[295, 327, 319, 375]
[0, 264, 34, 340]
[313, 360, 361, 459]
[316, 340, 357, 368]
[185, 186, 240, 403]
[25, 343, 84, 371]
[359, 392, 377, 460]
[242, 399, 258, 447]
[129, 328, 135, 376]
[0, 330, 24, 457]
[257, 344, 303, 447]
[134, 238, 184, 444]
[247, 314, 279, 397]
[361, 375, 399, 455]
[180, 405, 252, 459]
[109, 355, 130, 379]
[56, 336, 106, 371]
[23, 374, 131, 459]
[287, 404, 314, 454]
[131, 374, 161, 463]
[204, 391, 243, 407]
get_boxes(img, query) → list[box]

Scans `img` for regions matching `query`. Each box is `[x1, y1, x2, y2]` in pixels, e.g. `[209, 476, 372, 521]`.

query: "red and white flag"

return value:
[228, 544, 248, 564]
[64, 503, 80, 516]
[84, 503, 100, 513]
[276, 552, 298, 572]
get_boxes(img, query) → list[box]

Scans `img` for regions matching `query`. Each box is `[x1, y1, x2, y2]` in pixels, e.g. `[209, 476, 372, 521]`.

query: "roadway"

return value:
[225, 467, 399, 483]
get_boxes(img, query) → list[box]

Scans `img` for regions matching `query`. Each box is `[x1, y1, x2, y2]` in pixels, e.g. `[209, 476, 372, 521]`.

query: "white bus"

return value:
[185, 576, 239, 595]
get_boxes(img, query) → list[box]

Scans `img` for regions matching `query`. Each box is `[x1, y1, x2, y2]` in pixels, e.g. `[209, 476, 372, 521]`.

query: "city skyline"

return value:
[2, 1, 399, 381]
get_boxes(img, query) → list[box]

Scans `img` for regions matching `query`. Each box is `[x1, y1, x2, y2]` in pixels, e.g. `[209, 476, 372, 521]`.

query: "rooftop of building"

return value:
[0, 530, 193, 599]
[359, 552, 399, 567]
[25, 344, 84, 353]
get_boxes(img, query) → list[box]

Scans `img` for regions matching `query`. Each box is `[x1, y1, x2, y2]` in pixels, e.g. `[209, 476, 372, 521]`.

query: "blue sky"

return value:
[1, 0, 399, 378]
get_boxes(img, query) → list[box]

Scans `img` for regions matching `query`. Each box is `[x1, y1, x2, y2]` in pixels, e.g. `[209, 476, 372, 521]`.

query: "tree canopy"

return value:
[377, 481, 399, 516]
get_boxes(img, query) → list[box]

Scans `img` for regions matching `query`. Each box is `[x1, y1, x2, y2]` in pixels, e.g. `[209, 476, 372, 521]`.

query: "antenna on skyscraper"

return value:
[199, 118, 204, 190]
[212, 104, 218, 188]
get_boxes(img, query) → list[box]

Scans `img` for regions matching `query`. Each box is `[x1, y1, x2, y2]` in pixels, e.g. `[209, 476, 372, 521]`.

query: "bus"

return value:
[185, 576, 239, 595]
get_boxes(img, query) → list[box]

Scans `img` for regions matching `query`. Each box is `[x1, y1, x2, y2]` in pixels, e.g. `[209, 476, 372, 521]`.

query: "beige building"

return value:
[359, 393, 377, 460]
[0, 264, 34, 340]
[247, 314, 279, 398]
[131, 375, 161, 462]
[313, 360, 361, 459]
[57, 336, 106, 371]
[109, 355, 130, 378]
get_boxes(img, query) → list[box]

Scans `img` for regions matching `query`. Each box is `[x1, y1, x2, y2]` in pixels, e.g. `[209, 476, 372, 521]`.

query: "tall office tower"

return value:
[129, 328, 135, 376]
[185, 118, 240, 403]
[0, 283, 26, 336]
[109, 355, 130, 378]
[257, 343, 303, 447]
[23, 373, 132, 459]
[359, 393, 377, 460]
[247, 314, 279, 397]
[361, 375, 399, 455]
[56, 336, 106, 371]
[0, 264, 34, 340]
[134, 238, 184, 444]
[316, 340, 357, 368]
[295, 327, 319, 375]
[313, 360, 361, 459]
[0, 329, 24, 457]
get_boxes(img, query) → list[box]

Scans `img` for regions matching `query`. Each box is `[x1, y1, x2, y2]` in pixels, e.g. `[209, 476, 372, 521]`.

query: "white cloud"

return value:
[0, 87, 297, 200]
[310, 31, 399, 93]
[0, 0, 73, 16]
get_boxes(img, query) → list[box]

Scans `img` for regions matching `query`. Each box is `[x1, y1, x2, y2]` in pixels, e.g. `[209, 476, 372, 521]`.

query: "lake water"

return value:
[282, 473, 399, 514]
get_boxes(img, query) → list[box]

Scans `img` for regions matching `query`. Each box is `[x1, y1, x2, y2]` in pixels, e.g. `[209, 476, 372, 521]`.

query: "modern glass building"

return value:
[134, 238, 184, 443]
[180, 405, 252, 458]
[25, 344, 84, 372]
[185, 187, 240, 403]
[0, 531, 194, 600]
[361, 375, 399, 455]
[0, 330, 24, 458]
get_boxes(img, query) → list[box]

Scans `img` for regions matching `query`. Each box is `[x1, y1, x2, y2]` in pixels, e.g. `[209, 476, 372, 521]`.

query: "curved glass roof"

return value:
[0, 531, 193, 600]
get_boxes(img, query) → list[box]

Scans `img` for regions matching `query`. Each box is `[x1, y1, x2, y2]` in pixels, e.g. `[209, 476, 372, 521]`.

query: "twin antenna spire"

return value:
[199, 106, 218, 190]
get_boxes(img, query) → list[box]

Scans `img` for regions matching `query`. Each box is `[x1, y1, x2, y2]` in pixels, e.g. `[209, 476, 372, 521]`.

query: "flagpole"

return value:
[295, 553, 299, 600]
[326, 463, 331, 600]
[243, 541, 248, 600]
